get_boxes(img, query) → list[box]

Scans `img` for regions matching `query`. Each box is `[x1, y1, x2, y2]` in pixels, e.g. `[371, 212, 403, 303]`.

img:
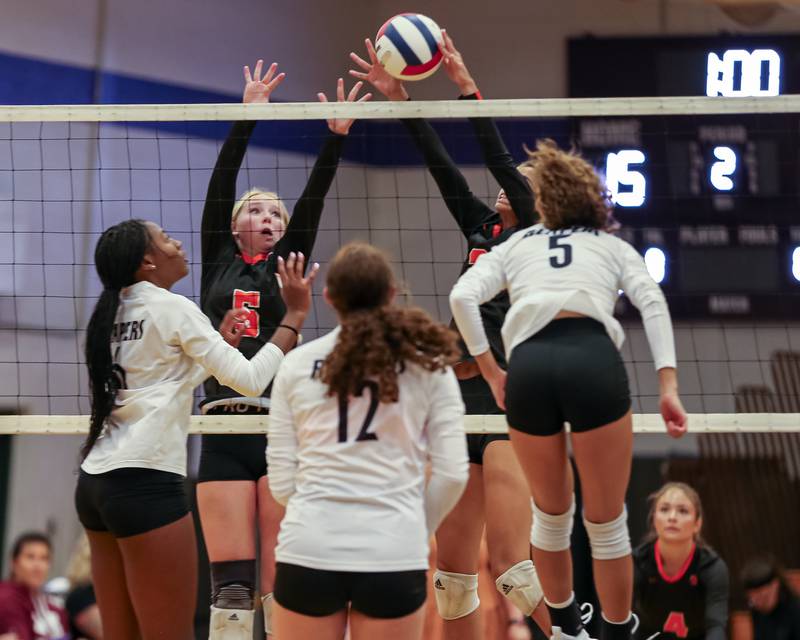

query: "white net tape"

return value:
[2, 413, 798, 435]
[2, 95, 800, 123]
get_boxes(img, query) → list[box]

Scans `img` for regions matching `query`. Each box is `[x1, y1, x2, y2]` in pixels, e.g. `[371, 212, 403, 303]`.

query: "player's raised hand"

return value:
[277, 252, 319, 316]
[349, 38, 409, 102]
[317, 78, 371, 136]
[243, 60, 285, 104]
[439, 30, 479, 96]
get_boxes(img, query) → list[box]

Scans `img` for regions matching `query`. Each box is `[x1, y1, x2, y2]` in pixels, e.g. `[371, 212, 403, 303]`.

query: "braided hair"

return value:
[82, 219, 151, 460]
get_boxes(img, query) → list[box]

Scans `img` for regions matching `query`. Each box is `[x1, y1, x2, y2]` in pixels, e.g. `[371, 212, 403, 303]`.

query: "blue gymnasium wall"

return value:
[0, 49, 569, 166]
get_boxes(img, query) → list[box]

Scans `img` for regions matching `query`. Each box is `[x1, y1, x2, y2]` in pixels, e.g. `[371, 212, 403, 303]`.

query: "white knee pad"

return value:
[432, 570, 480, 620]
[583, 507, 631, 560]
[531, 496, 575, 552]
[209, 606, 254, 640]
[261, 593, 274, 637]
[495, 560, 544, 616]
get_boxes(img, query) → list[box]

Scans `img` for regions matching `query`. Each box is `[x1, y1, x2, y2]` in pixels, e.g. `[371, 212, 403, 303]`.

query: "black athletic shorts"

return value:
[75, 468, 189, 538]
[274, 562, 427, 618]
[467, 434, 509, 465]
[505, 318, 631, 436]
[460, 372, 510, 464]
[198, 403, 269, 483]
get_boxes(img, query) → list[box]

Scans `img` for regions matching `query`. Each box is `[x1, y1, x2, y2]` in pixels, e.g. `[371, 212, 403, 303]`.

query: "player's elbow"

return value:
[433, 459, 469, 488]
[448, 285, 473, 317]
[233, 378, 268, 398]
[638, 292, 670, 320]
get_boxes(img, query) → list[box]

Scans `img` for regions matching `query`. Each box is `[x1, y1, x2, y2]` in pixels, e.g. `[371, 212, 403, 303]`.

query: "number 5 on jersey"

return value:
[549, 235, 573, 268]
[233, 289, 260, 338]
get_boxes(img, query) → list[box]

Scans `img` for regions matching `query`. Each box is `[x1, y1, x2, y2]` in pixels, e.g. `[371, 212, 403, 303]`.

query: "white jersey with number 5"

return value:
[268, 327, 468, 572]
[450, 224, 676, 370]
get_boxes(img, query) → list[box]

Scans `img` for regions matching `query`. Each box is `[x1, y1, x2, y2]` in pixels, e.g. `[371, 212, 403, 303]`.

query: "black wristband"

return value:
[277, 324, 300, 336]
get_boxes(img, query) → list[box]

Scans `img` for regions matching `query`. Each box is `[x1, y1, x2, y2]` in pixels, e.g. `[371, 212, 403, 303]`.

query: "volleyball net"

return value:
[1, 97, 799, 421]
[1, 96, 799, 603]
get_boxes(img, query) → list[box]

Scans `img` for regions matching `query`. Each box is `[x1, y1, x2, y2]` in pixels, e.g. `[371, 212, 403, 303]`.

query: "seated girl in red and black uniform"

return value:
[634, 482, 729, 640]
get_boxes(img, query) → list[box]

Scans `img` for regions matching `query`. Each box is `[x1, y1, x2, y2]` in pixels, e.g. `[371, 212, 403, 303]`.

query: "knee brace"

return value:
[432, 570, 480, 620]
[261, 593, 274, 637]
[531, 496, 575, 552]
[583, 507, 631, 560]
[209, 606, 254, 639]
[210, 560, 256, 610]
[495, 560, 544, 616]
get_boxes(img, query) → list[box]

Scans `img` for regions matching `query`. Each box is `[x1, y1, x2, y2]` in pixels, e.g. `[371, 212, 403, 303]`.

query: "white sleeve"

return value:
[266, 363, 298, 506]
[164, 296, 284, 397]
[449, 241, 509, 356]
[618, 241, 677, 370]
[424, 368, 469, 536]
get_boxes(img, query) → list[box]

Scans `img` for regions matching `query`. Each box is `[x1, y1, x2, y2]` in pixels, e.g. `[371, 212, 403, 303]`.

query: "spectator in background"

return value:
[633, 482, 729, 640]
[64, 535, 101, 640]
[0, 532, 68, 640]
[741, 555, 800, 640]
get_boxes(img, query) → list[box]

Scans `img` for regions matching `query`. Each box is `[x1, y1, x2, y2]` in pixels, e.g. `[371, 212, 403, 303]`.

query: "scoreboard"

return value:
[568, 35, 800, 318]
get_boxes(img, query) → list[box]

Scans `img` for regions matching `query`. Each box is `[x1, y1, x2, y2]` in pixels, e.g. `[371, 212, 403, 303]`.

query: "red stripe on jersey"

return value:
[655, 539, 696, 584]
[491, 224, 502, 238]
[238, 250, 271, 265]
[468, 248, 487, 264]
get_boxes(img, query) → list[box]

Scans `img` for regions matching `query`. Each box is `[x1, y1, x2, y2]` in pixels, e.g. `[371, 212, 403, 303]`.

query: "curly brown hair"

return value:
[523, 139, 616, 231]
[320, 243, 461, 403]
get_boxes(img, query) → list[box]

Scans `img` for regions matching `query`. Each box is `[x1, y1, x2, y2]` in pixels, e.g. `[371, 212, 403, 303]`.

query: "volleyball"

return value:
[375, 13, 444, 81]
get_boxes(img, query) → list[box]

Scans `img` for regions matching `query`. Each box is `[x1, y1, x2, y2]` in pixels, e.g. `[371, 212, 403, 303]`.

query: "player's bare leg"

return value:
[434, 466, 486, 640]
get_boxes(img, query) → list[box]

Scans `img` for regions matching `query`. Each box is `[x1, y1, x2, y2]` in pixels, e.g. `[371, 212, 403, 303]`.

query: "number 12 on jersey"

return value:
[338, 380, 380, 443]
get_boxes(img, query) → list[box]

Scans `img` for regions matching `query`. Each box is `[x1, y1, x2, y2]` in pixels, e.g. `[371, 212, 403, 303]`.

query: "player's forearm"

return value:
[658, 367, 679, 395]
[475, 350, 503, 382]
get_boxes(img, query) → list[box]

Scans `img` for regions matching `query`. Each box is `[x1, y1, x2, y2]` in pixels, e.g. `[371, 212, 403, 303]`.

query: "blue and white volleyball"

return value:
[375, 13, 444, 81]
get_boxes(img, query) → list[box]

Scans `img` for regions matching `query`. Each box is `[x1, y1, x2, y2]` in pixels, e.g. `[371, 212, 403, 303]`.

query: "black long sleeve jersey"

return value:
[200, 121, 345, 407]
[401, 96, 536, 366]
[633, 540, 730, 640]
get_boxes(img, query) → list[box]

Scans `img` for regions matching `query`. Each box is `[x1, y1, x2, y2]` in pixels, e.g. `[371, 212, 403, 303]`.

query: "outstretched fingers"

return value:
[350, 51, 372, 71]
[365, 38, 379, 64]
[303, 261, 320, 287]
[347, 80, 364, 102]
[253, 59, 264, 82]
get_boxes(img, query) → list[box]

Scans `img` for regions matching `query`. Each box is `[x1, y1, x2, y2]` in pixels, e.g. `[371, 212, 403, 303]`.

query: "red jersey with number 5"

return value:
[199, 121, 346, 406]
